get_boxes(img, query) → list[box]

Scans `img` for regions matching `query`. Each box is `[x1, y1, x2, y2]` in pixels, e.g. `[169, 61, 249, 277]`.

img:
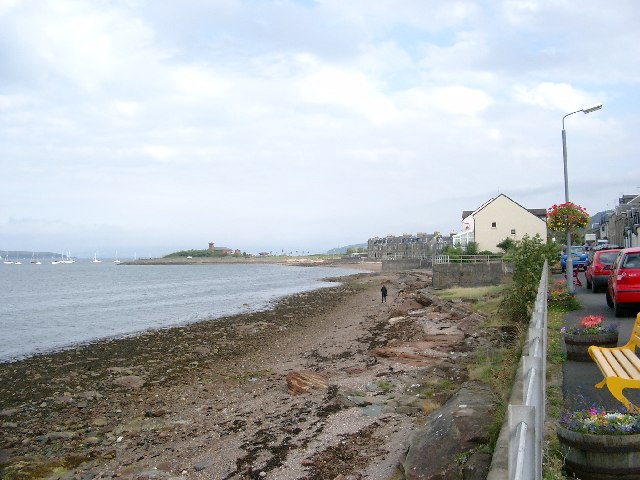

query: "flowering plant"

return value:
[561, 314, 617, 335]
[560, 406, 640, 435]
[548, 279, 579, 310]
[547, 202, 590, 232]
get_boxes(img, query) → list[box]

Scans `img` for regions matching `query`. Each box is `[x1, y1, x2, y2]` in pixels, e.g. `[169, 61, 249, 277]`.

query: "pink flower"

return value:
[580, 315, 604, 328]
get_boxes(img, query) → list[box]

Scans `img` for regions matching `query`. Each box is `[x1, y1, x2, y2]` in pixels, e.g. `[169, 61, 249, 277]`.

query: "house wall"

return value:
[473, 195, 547, 252]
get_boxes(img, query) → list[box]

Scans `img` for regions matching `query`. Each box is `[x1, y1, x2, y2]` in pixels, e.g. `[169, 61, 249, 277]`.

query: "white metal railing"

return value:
[507, 260, 548, 480]
[433, 254, 505, 264]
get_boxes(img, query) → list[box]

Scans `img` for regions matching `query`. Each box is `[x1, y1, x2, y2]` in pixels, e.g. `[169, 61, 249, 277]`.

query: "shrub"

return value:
[500, 235, 559, 323]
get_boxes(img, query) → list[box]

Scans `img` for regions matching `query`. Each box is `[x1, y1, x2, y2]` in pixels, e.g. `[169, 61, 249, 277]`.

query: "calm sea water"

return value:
[0, 262, 358, 363]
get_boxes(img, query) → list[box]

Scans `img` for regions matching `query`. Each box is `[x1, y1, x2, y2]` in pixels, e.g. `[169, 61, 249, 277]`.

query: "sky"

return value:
[1, 0, 639, 258]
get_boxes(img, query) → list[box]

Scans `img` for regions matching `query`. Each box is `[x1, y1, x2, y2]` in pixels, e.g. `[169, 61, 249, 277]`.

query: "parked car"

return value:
[561, 245, 588, 273]
[606, 247, 640, 317]
[585, 246, 621, 293]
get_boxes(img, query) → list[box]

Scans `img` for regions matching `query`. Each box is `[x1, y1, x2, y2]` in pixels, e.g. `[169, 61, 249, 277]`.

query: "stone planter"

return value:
[563, 331, 619, 361]
[557, 425, 640, 479]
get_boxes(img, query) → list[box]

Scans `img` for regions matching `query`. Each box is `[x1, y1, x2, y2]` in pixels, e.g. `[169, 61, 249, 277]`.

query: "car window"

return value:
[622, 253, 640, 268]
[599, 252, 619, 264]
[570, 246, 586, 254]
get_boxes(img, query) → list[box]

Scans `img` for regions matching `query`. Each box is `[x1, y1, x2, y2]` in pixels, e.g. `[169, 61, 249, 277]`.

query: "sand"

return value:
[0, 267, 485, 480]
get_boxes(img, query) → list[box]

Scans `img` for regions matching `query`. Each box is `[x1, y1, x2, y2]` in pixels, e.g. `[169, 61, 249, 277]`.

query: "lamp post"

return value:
[562, 104, 602, 293]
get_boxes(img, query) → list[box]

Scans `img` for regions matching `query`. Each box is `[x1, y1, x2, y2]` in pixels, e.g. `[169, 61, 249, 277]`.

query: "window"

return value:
[491, 222, 497, 228]
[511, 229, 516, 235]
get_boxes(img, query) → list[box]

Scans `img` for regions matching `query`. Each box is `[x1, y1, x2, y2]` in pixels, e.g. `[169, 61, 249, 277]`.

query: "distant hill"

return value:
[326, 243, 367, 254]
[1, 250, 59, 260]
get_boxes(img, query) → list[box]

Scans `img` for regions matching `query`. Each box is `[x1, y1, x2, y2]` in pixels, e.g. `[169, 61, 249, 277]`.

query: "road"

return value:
[561, 272, 640, 411]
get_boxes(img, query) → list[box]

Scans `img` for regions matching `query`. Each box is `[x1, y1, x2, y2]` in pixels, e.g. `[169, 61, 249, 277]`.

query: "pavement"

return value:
[561, 272, 640, 410]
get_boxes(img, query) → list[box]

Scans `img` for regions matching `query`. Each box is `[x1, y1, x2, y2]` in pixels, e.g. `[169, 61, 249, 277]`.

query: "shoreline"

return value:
[121, 256, 382, 270]
[1, 263, 378, 365]
[0, 268, 501, 479]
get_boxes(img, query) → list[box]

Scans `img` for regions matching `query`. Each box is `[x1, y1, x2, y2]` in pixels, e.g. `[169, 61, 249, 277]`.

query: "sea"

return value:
[0, 261, 361, 363]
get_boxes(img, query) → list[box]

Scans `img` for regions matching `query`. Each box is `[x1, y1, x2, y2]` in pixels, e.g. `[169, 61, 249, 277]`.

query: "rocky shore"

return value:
[1, 270, 505, 480]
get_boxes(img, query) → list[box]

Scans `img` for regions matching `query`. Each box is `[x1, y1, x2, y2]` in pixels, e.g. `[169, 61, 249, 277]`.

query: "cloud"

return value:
[0, 0, 638, 255]
[511, 82, 597, 112]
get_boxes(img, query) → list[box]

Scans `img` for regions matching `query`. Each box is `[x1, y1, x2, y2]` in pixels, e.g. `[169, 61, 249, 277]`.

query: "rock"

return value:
[84, 436, 101, 445]
[193, 346, 211, 355]
[194, 457, 215, 471]
[0, 408, 18, 417]
[135, 470, 175, 479]
[91, 416, 109, 427]
[370, 341, 450, 367]
[286, 371, 329, 395]
[113, 375, 145, 389]
[144, 409, 167, 417]
[463, 451, 493, 480]
[402, 381, 499, 480]
[346, 395, 371, 407]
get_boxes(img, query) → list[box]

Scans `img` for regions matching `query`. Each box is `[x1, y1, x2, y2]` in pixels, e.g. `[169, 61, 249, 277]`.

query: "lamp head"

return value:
[583, 104, 603, 114]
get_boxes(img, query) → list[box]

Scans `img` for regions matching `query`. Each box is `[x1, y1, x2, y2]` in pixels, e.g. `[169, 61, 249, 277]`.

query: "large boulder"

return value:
[402, 381, 499, 480]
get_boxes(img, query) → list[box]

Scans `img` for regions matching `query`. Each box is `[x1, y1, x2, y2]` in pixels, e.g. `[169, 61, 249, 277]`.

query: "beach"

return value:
[0, 268, 501, 479]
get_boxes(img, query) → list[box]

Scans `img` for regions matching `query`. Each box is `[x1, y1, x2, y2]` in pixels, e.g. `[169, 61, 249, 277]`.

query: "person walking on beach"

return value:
[381, 285, 388, 303]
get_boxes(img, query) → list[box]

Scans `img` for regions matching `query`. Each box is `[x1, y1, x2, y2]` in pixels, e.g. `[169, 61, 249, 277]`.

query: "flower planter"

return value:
[557, 425, 640, 479]
[563, 331, 619, 361]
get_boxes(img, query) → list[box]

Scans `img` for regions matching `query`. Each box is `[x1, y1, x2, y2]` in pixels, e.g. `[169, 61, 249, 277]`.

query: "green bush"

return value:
[499, 235, 560, 323]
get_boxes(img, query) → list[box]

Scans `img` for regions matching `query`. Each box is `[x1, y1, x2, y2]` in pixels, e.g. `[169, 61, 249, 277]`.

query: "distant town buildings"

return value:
[208, 242, 240, 256]
[367, 232, 450, 260]
[589, 194, 640, 247]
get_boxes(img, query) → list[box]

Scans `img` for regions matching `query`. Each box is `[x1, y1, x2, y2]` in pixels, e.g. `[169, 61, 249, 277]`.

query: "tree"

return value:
[496, 238, 516, 253]
[463, 242, 479, 255]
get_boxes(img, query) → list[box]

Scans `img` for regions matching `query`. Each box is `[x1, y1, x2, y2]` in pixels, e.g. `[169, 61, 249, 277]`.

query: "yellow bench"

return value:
[588, 313, 640, 410]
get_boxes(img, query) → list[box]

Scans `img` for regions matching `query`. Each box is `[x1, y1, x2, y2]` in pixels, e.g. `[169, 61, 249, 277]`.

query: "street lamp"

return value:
[562, 103, 602, 293]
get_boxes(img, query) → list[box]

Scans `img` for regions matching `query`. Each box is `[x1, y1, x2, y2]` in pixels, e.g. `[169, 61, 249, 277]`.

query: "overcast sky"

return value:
[1, 0, 639, 258]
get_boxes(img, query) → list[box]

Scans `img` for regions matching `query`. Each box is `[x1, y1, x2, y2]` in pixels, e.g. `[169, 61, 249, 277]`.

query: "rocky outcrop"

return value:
[402, 381, 500, 480]
[286, 370, 329, 395]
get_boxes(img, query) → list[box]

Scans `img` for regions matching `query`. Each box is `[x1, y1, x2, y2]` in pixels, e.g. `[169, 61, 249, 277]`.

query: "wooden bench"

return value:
[588, 313, 640, 410]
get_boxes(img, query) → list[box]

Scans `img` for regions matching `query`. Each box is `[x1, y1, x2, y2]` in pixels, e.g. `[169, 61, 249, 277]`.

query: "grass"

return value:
[436, 285, 507, 301]
[432, 283, 524, 453]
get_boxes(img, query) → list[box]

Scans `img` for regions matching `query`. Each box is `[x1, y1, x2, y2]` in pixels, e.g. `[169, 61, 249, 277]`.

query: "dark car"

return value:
[561, 245, 588, 273]
[585, 246, 621, 293]
[606, 247, 640, 317]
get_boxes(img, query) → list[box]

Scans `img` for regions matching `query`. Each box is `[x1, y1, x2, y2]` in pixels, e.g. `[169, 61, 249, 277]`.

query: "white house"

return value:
[453, 194, 547, 253]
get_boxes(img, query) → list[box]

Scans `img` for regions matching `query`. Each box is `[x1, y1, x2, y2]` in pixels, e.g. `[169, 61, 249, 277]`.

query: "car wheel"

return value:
[586, 276, 592, 289]
[615, 298, 625, 318]
[606, 290, 614, 308]
[591, 281, 598, 293]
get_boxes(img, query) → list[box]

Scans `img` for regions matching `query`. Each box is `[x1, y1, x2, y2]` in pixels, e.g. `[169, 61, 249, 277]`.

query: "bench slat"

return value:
[591, 348, 619, 378]
[612, 349, 640, 379]
[621, 349, 640, 377]
[602, 349, 632, 379]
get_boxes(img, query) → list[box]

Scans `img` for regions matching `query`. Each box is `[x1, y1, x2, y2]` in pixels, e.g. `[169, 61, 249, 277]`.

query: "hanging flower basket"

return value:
[547, 202, 590, 233]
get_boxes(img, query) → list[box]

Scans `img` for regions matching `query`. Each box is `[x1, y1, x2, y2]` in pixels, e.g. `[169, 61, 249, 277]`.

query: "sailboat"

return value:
[113, 251, 121, 264]
[3, 253, 13, 265]
[30, 253, 42, 264]
[63, 251, 75, 264]
[91, 253, 102, 263]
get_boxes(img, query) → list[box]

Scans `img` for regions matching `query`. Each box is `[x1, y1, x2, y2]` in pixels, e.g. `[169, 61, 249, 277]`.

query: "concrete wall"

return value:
[432, 262, 512, 289]
[381, 258, 432, 272]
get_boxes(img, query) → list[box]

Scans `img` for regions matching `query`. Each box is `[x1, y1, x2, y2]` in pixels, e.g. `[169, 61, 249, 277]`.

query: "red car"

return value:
[585, 247, 621, 293]
[606, 247, 640, 317]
